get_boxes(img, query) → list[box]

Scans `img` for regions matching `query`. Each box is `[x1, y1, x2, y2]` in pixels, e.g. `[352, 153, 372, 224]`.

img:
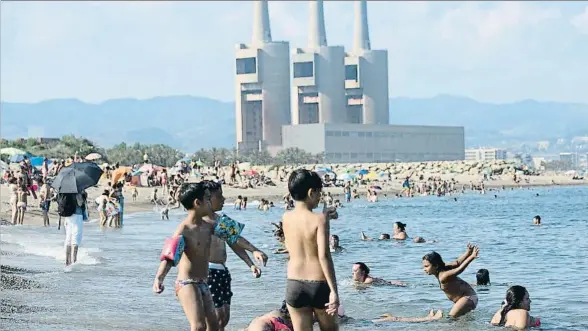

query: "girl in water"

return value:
[491, 285, 541, 329]
[246, 301, 293, 331]
[422, 244, 480, 318]
[393, 222, 407, 240]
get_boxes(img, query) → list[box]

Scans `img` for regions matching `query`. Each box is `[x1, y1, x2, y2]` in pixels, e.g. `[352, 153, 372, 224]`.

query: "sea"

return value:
[1, 186, 587, 331]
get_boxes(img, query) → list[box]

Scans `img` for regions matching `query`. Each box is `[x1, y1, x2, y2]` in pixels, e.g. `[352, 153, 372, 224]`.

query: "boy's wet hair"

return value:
[178, 182, 208, 210]
[534, 215, 541, 223]
[476, 268, 490, 285]
[354, 262, 370, 275]
[203, 180, 222, 193]
[381, 233, 391, 239]
[288, 169, 323, 201]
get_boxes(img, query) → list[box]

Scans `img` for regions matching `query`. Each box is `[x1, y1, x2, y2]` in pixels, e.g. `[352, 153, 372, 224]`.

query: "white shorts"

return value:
[64, 214, 84, 247]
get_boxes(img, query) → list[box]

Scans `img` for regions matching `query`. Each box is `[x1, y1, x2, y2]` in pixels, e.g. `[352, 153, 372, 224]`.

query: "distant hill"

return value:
[1, 95, 587, 151]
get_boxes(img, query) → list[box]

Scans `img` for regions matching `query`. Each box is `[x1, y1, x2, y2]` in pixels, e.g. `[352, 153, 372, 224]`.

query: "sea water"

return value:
[1, 186, 588, 331]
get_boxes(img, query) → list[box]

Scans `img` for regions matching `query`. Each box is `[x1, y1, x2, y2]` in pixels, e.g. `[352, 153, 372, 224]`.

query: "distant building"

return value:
[282, 123, 464, 163]
[465, 148, 507, 161]
[559, 152, 578, 168]
[344, 1, 389, 125]
[235, 0, 291, 154]
[291, 0, 346, 126]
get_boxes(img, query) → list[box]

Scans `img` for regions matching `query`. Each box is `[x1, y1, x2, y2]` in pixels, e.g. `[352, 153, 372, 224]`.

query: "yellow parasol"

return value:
[111, 167, 133, 184]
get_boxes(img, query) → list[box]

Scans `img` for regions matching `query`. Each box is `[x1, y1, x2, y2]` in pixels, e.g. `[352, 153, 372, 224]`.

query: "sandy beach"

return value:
[1, 171, 586, 227]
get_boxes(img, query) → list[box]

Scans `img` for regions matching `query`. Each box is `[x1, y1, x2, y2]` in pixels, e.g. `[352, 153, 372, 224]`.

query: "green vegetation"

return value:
[0, 136, 324, 166]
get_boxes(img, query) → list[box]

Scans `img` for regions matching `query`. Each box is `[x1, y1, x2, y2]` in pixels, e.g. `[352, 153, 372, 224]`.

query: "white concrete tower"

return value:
[235, 0, 291, 154]
[345, 0, 389, 124]
[291, 0, 346, 125]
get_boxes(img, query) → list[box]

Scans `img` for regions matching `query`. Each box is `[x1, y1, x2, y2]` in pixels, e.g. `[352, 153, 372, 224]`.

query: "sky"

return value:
[1, 1, 588, 104]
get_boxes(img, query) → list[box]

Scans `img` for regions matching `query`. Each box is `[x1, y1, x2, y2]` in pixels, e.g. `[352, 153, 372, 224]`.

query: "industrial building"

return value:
[234, 1, 466, 163]
[282, 123, 465, 163]
[291, 0, 346, 125]
[345, 0, 389, 124]
[234, 0, 291, 154]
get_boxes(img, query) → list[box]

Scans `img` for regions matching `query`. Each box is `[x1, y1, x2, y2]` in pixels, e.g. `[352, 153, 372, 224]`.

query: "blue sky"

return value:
[1, 1, 588, 104]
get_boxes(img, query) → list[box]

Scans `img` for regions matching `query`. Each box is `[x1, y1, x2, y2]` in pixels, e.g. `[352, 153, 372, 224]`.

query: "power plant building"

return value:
[291, 0, 346, 125]
[235, 0, 291, 154]
[345, 0, 389, 124]
[235, 1, 465, 163]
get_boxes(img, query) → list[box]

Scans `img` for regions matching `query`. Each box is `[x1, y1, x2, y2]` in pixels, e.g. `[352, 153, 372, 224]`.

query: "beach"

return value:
[2, 185, 588, 331]
[1, 170, 586, 227]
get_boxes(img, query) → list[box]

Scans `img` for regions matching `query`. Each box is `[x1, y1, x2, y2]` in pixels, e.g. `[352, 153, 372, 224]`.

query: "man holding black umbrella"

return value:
[60, 191, 88, 266]
[52, 162, 103, 266]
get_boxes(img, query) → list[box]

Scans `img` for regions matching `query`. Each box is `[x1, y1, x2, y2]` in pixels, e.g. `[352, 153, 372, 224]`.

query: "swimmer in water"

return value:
[412, 236, 437, 243]
[352, 262, 406, 287]
[491, 285, 541, 329]
[533, 215, 541, 225]
[246, 300, 293, 331]
[392, 222, 407, 240]
[360, 232, 390, 240]
[422, 244, 480, 318]
[329, 235, 345, 253]
[373, 309, 444, 323]
[476, 268, 490, 286]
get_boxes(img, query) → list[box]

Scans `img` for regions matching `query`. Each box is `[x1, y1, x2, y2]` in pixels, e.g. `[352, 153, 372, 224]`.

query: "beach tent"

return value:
[30, 156, 52, 167]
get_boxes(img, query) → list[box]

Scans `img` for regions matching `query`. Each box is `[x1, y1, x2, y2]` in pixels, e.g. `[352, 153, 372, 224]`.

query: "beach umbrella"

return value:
[315, 168, 335, 178]
[339, 173, 355, 181]
[366, 172, 379, 179]
[85, 153, 102, 161]
[0, 147, 28, 156]
[51, 162, 104, 194]
[111, 167, 133, 184]
[345, 168, 356, 173]
[9, 154, 27, 163]
[357, 169, 369, 175]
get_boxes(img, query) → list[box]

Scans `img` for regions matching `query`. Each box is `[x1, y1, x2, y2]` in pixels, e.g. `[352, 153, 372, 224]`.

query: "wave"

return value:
[0, 229, 102, 266]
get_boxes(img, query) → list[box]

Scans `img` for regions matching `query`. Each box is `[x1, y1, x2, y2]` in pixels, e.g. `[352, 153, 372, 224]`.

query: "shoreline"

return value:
[1, 175, 587, 228]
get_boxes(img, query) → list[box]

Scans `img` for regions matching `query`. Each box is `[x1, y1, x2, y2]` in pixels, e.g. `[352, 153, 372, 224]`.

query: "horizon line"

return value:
[1, 94, 587, 106]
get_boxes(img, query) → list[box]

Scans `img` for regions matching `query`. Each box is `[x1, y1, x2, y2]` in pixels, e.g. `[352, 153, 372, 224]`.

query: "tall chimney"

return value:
[353, 0, 371, 51]
[252, 0, 272, 44]
[308, 0, 328, 48]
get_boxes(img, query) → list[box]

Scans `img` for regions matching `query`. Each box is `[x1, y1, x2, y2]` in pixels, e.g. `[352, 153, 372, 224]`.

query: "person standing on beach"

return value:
[39, 178, 55, 227]
[202, 181, 268, 331]
[282, 169, 340, 331]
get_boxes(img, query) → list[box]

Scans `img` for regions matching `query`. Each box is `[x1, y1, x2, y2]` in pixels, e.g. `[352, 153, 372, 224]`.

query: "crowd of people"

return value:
[150, 169, 542, 331]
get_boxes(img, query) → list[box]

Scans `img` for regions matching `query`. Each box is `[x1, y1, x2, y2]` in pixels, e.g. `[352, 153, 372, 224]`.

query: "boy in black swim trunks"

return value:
[203, 181, 268, 331]
[282, 169, 340, 331]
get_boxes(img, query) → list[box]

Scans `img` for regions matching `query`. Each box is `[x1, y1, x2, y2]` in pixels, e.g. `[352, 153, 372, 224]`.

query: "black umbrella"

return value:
[51, 162, 104, 194]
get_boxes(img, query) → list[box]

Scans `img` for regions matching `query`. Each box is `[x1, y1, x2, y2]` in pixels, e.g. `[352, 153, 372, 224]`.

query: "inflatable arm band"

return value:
[160, 235, 185, 267]
[214, 214, 244, 245]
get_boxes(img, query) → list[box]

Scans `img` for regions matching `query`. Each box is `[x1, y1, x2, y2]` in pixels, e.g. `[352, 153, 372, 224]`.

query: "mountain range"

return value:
[2, 95, 587, 152]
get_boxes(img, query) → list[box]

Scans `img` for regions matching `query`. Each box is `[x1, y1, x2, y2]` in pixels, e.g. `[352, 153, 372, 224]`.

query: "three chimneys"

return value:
[252, 0, 372, 52]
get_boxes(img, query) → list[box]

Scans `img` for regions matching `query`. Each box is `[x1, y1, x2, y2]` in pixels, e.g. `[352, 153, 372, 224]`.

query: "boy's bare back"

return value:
[176, 219, 215, 281]
[283, 209, 328, 281]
